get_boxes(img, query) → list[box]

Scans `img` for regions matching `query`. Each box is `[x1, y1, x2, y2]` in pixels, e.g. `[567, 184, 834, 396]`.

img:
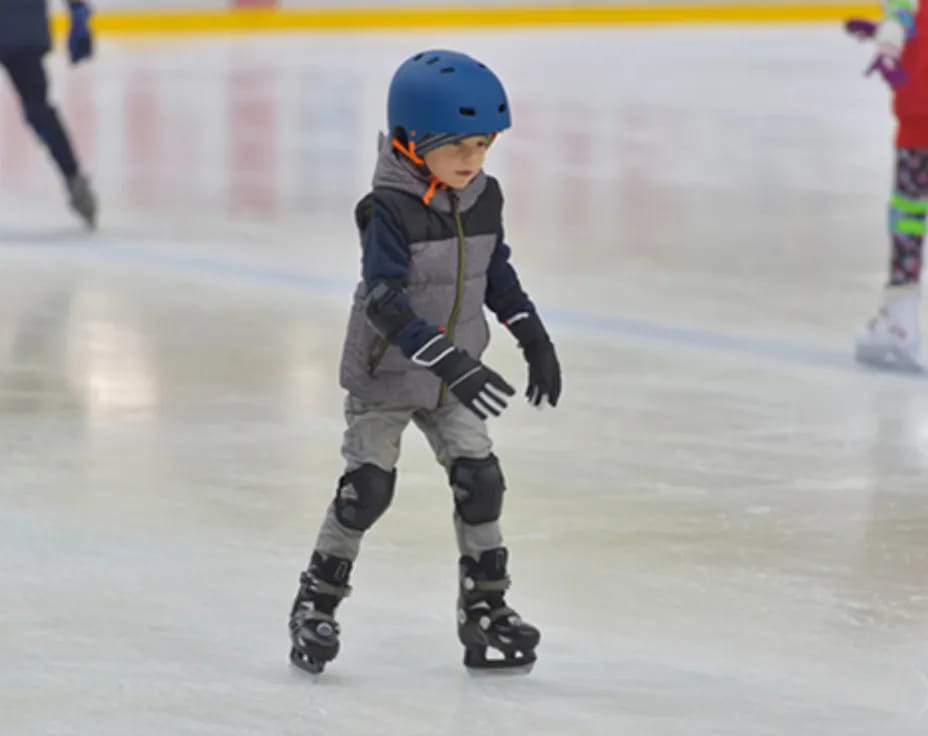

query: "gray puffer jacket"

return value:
[339, 138, 505, 409]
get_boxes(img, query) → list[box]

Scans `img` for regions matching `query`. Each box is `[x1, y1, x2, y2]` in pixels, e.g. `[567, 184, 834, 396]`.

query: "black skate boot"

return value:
[289, 551, 352, 675]
[66, 173, 97, 230]
[457, 547, 540, 673]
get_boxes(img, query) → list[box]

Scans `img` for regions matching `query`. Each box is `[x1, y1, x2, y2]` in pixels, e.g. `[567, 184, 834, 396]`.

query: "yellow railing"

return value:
[50, 4, 880, 34]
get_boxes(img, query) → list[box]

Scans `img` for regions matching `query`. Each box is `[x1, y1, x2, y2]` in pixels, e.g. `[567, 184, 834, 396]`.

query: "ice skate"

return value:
[457, 547, 539, 673]
[855, 284, 923, 372]
[66, 173, 97, 229]
[289, 552, 352, 675]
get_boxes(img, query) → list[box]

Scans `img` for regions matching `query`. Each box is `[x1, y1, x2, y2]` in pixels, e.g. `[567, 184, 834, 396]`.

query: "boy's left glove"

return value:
[507, 312, 561, 408]
[68, 2, 94, 65]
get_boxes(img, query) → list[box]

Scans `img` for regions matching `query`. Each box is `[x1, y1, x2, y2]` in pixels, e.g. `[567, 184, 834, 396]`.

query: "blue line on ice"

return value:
[0, 235, 916, 378]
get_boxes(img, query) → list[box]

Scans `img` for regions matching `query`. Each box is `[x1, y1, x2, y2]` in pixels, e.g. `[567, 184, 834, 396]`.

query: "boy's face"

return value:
[423, 135, 491, 190]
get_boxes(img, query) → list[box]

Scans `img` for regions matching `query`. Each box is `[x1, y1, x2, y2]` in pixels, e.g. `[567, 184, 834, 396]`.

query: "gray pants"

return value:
[314, 395, 504, 562]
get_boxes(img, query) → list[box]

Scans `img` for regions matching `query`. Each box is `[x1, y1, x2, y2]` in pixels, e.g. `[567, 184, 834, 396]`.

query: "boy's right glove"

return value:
[411, 335, 515, 420]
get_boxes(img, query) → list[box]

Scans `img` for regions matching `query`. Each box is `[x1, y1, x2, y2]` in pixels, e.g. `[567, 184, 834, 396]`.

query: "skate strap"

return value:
[472, 576, 510, 593]
[305, 610, 337, 624]
[311, 577, 352, 599]
[487, 605, 516, 622]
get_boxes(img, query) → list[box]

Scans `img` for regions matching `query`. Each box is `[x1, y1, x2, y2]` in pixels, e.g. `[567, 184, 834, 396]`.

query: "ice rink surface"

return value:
[2, 26, 928, 736]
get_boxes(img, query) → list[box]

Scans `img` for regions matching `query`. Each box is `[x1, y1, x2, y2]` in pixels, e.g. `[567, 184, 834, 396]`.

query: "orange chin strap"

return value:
[392, 136, 447, 205]
[422, 175, 445, 206]
[391, 137, 424, 166]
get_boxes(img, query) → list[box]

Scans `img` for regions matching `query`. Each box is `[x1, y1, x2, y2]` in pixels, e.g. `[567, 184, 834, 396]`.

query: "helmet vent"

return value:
[426, 56, 440, 65]
[440, 67, 455, 74]
[498, 104, 507, 113]
[459, 107, 476, 117]
[413, 53, 424, 61]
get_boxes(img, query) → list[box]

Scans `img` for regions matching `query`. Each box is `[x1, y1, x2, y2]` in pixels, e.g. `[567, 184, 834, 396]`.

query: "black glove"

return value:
[411, 335, 515, 419]
[507, 312, 561, 407]
[68, 2, 94, 65]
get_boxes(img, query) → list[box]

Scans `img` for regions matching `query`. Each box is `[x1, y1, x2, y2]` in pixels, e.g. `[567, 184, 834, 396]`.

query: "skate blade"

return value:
[465, 661, 535, 677]
[855, 345, 924, 374]
[290, 647, 326, 675]
[463, 646, 537, 675]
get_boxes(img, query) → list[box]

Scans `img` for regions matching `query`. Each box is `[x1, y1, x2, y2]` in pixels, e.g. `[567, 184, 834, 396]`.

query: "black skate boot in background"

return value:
[289, 551, 352, 674]
[457, 547, 540, 672]
[66, 173, 97, 230]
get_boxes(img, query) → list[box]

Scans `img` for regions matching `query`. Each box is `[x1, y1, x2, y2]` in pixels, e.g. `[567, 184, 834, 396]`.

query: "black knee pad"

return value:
[334, 464, 396, 531]
[450, 455, 505, 525]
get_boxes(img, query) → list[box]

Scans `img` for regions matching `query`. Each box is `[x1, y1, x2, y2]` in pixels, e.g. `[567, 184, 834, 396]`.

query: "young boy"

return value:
[0, 0, 97, 228]
[847, 0, 928, 370]
[288, 50, 562, 674]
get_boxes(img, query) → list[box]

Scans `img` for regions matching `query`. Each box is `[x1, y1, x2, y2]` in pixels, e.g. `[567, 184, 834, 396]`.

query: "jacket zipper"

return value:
[438, 192, 467, 407]
[367, 336, 388, 375]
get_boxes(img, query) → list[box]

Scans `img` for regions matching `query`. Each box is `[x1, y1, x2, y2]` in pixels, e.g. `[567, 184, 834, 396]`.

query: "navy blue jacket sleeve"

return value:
[361, 199, 442, 357]
[484, 227, 535, 324]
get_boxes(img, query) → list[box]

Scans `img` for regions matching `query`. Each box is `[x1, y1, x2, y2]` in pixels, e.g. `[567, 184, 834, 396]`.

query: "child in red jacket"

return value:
[848, 1, 928, 370]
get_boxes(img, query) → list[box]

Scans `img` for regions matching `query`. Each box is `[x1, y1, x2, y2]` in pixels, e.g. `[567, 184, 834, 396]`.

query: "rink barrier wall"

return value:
[51, 4, 880, 33]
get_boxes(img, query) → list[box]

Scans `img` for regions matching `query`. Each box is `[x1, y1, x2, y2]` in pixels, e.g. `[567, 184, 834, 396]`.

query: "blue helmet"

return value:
[387, 50, 511, 149]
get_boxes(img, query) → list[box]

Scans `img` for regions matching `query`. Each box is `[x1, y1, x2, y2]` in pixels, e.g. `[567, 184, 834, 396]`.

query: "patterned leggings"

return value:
[889, 148, 928, 285]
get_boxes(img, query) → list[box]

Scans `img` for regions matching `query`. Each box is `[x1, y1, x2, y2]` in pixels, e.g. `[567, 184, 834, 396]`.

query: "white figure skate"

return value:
[855, 285, 923, 372]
